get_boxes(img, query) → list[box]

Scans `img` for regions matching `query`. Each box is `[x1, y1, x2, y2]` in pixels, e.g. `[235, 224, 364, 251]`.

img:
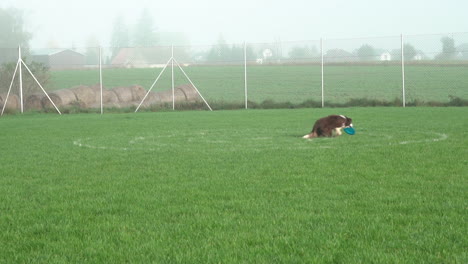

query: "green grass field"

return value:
[42, 64, 468, 106]
[0, 107, 466, 263]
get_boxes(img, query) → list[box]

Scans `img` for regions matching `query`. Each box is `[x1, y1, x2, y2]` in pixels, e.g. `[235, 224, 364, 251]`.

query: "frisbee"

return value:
[344, 127, 355, 135]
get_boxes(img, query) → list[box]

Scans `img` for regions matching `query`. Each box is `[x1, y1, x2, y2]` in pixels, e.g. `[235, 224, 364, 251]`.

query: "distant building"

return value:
[30, 49, 85, 69]
[380, 52, 392, 61]
[413, 53, 423, 61]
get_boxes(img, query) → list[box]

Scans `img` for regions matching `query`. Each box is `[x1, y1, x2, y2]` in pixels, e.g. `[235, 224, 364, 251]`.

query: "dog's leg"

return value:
[335, 127, 343, 136]
[323, 128, 333, 137]
[303, 132, 318, 139]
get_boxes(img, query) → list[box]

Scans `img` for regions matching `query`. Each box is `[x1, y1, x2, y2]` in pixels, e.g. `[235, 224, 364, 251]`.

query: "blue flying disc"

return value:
[344, 127, 355, 135]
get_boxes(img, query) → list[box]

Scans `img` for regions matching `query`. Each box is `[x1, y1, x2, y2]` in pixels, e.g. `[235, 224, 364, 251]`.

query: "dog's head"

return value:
[339, 115, 353, 127]
[345, 117, 353, 127]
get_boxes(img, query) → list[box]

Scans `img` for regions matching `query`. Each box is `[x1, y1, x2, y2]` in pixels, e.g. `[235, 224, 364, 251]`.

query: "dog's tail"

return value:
[302, 132, 318, 139]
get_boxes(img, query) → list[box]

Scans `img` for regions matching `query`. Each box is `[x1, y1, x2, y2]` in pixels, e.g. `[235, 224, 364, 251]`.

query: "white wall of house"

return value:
[380, 52, 391, 61]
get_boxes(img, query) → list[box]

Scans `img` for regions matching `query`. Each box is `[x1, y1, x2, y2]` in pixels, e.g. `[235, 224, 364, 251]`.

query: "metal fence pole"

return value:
[401, 34, 406, 107]
[21, 60, 61, 114]
[321, 38, 324, 108]
[18, 46, 24, 113]
[171, 45, 175, 110]
[99, 46, 103, 114]
[244, 41, 248, 109]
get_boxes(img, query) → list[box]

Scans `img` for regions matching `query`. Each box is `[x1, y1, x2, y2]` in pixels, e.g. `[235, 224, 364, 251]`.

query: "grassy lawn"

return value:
[0, 107, 466, 263]
[42, 64, 468, 105]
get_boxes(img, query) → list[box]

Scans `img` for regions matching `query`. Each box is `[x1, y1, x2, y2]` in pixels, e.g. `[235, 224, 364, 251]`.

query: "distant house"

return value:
[413, 53, 423, 61]
[380, 52, 392, 61]
[111, 47, 190, 68]
[30, 49, 85, 69]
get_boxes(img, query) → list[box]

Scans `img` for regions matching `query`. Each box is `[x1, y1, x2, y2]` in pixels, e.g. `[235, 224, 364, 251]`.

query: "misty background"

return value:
[1, 0, 467, 49]
[1, 0, 467, 68]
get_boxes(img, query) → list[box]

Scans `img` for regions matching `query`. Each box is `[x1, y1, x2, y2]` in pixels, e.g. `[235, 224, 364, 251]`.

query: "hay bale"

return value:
[88, 84, 102, 103]
[129, 85, 146, 101]
[176, 84, 199, 101]
[0, 93, 19, 111]
[25, 93, 45, 110]
[155, 89, 173, 103]
[152, 84, 199, 103]
[112, 85, 148, 103]
[103, 90, 119, 103]
[112, 86, 134, 103]
[138, 91, 161, 107]
[88, 84, 119, 104]
[43, 89, 77, 108]
[145, 91, 160, 103]
[70, 85, 96, 107]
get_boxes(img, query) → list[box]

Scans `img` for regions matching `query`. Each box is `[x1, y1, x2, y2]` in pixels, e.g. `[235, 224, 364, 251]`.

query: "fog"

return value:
[1, 0, 467, 49]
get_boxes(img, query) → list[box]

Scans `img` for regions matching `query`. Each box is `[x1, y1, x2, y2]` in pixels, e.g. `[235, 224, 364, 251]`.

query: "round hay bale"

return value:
[88, 84, 119, 104]
[129, 85, 147, 101]
[70, 85, 96, 107]
[43, 89, 77, 108]
[25, 93, 45, 110]
[101, 89, 119, 103]
[176, 84, 199, 101]
[88, 84, 102, 103]
[0, 93, 19, 111]
[145, 91, 160, 103]
[154, 90, 172, 103]
[112, 86, 134, 103]
[138, 91, 161, 107]
[154, 88, 188, 103]
[174, 88, 190, 101]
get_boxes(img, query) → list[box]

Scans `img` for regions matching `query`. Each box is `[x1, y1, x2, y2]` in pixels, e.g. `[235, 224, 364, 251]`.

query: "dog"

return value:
[303, 115, 353, 139]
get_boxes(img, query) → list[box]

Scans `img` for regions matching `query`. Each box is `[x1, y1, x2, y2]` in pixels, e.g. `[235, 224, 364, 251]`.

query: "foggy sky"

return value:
[1, 0, 467, 49]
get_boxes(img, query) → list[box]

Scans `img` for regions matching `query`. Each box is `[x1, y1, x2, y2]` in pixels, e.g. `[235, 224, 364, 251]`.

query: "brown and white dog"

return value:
[303, 115, 353, 139]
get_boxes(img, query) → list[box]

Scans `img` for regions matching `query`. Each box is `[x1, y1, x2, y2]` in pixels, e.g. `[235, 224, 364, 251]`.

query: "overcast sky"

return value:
[1, 0, 467, 49]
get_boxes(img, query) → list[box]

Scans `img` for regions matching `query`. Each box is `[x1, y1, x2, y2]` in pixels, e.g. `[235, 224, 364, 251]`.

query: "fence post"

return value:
[321, 38, 324, 108]
[401, 34, 406, 107]
[171, 45, 175, 110]
[99, 46, 103, 114]
[18, 46, 24, 113]
[244, 41, 248, 109]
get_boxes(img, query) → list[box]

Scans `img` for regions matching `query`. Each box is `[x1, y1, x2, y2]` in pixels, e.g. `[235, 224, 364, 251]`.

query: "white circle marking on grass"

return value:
[395, 132, 448, 145]
[302, 132, 448, 149]
[73, 131, 448, 151]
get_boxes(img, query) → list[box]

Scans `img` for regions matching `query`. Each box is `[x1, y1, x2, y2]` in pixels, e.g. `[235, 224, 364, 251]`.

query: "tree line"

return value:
[0, 7, 466, 64]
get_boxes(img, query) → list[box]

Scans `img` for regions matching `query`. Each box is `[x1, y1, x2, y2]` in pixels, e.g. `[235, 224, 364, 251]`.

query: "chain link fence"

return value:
[1, 32, 467, 112]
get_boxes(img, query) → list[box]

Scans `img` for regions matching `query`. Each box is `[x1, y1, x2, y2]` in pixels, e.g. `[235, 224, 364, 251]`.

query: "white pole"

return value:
[21, 61, 62, 114]
[18, 46, 24, 113]
[1, 60, 20, 116]
[171, 45, 175, 110]
[244, 41, 248, 109]
[173, 58, 213, 111]
[135, 57, 173, 112]
[321, 38, 324, 108]
[401, 34, 406, 107]
[99, 46, 103, 114]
